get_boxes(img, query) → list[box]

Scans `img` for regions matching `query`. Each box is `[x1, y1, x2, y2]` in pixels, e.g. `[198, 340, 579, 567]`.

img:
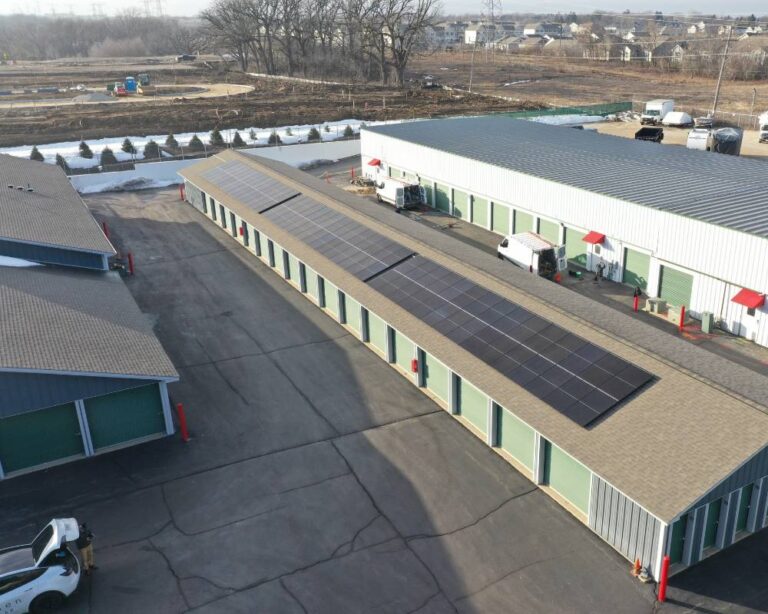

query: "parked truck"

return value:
[635, 126, 664, 142]
[375, 176, 426, 210]
[759, 112, 768, 143]
[640, 99, 674, 125]
[497, 232, 566, 280]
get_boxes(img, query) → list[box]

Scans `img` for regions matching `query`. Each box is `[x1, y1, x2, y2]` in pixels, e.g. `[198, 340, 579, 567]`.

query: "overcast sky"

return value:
[1, 0, 765, 17]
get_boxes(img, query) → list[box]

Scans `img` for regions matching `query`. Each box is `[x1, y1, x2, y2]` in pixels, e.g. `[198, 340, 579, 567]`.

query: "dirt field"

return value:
[409, 50, 768, 116]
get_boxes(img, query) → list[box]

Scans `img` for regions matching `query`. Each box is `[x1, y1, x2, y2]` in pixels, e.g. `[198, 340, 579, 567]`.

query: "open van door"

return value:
[32, 519, 79, 566]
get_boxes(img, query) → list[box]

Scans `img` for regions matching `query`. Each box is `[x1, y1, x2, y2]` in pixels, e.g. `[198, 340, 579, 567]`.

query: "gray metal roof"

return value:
[0, 155, 115, 254]
[0, 266, 177, 379]
[365, 117, 768, 239]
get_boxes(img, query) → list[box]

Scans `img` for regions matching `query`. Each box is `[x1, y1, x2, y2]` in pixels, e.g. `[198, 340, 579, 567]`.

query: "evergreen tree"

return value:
[232, 131, 245, 147]
[248, 128, 257, 142]
[267, 131, 282, 145]
[165, 133, 179, 148]
[100, 147, 118, 166]
[79, 140, 93, 159]
[343, 125, 354, 138]
[209, 128, 225, 147]
[55, 153, 70, 174]
[188, 134, 204, 151]
[29, 146, 44, 162]
[144, 140, 161, 159]
[121, 138, 136, 154]
[307, 127, 321, 142]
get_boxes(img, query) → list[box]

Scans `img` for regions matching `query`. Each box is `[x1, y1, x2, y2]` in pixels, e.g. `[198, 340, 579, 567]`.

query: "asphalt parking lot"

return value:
[0, 187, 765, 613]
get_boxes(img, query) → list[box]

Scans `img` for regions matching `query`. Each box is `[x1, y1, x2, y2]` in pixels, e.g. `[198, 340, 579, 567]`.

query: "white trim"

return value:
[486, 398, 497, 447]
[74, 400, 95, 456]
[159, 382, 175, 436]
[653, 522, 669, 579]
[0, 457, 5, 479]
[533, 433, 545, 484]
[0, 367, 177, 383]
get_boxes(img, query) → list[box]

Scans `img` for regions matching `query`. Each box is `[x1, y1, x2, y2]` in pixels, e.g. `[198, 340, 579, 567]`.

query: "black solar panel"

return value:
[201, 160, 299, 212]
[262, 196, 415, 280]
[368, 256, 653, 426]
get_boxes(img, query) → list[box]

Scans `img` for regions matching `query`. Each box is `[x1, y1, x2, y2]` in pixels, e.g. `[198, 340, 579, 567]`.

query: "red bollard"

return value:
[175, 403, 190, 443]
[679, 305, 686, 332]
[633, 295, 639, 312]
[127, 252, 135, 276]
[179, 184, 185, 200]
[101, 221, 110, 239]
[351, 167, 356, 179]
[657, 555, 671, 602]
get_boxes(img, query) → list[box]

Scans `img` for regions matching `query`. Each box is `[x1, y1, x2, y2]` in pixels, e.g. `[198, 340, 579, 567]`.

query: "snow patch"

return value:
[0, 255, 40, 268]
[526, 114, 607, 126]
[77, 177, 180, 194]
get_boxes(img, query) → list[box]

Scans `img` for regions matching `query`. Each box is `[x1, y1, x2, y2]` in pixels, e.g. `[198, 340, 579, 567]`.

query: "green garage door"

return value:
[453, 190, 469, 220]
[669, 516, 688, 564]
[305, 266, 320, 301]
[736, 484, 754, 533]
[498, 407, 535, 470]
[275, 247, 287, 277]
[538, 219, 560, 244]
[393, 331, 415, 372]
[85, 384, 165, 450]
[543, 441, 591, 514]
[457, 379, 487, 434]
[388, 165, 401, 178]
[514, 210, 534, 234]
[423, 353, 449, 402]
[564, 227, 587, 267]
[368, 312, 388, 354]
[435, 183, 450, 213]
[325, 280, 340, 317]
[259, 232, 269, 262]
[472, 197, 489, 228]
[0, 403, 84, 473]
[288, 254, 300, 286]
[623, 248, 650, 291]
[346, 297, 362, 335]
[659, 265, 694, 308]
[703, 499, 722, 549]
[492, 203, 510, 235]
[420, 178, 433, 206]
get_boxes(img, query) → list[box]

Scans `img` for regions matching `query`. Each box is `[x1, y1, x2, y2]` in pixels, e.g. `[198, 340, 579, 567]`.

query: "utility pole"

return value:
[750, 88, 757, 117]
[469, 44, 476, 93]
[711, 25, 733, 117]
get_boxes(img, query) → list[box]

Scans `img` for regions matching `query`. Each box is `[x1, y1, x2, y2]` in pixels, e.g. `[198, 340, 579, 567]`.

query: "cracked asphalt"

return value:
[0, 187, 758, 613]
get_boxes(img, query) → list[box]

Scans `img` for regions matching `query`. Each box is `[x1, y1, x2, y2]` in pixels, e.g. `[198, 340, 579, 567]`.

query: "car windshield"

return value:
[31, 525, 53, 562]
[645, 110, 660, 116]
[761, 124, 768, 131]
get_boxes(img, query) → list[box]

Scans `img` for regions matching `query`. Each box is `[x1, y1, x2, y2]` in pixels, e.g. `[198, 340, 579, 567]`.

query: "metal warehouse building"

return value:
[0, 155, 178, 478]
[180, 150, 768, 579]
[360, 118, 768, 348]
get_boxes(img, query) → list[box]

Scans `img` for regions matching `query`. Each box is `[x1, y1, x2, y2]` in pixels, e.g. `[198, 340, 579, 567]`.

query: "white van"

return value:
[641, 99, 674, 125]
[375, 177, 426, 210]
[497, 232, 566, 280]
[759, 111, 768, 143]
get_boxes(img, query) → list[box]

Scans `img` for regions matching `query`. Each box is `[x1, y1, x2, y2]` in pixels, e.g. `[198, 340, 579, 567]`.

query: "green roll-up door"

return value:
[325, 280, 340, 317]
[514, 210, 534, 234]
[434, 183, 450, 212]
[423, 353, 449, 402]
[85, 384, 165, 450]
[669, 516, 687, 564]
[736, 484, 754, 532]
[275, 247, 287, 276]
[564, 227, 587, 267]
[703, 499, 722, 548]
[288, 254, 300, 285]
[305, 266, 319, 301]
[623, 248, 650, 291]
[472, 197, 489, 228]
[498, 407, 535, 470]
[393, 331, 415, 372]
[458, 379, 487, 434]
[543, 441, 591, 514]
[368, 312, 388, 354]
[258, 232, 269, 262]
[492, 203, 510, 235]
[420, 178, 433, 206]
[538, 219, 560, 244]
[453, 190, 469, 220]
[659, 265, 694, 308]
[0, 403, 83, 473]
[388, 165, 401, 178]
[346, 297, 362, 334]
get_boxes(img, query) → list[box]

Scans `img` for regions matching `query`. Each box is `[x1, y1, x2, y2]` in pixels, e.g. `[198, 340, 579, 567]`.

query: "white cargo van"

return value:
[375, 177, 426, 210]
[497, 232, 566, 280]
[759, 111, 768, 143]
[641, 99, 674, 125]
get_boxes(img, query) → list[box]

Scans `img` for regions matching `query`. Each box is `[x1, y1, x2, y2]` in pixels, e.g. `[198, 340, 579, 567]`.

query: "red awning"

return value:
[582, 231, 606, 244]
[731, 289, 765, 309]
[367, 158, 381, 166]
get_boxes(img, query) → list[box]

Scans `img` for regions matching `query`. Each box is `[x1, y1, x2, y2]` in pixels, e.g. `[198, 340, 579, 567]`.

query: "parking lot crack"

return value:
[280, 579, 310, 614]
[405, 590, 443, 614]
[146, 538, 192, 611]
[405, 487, 537, 542]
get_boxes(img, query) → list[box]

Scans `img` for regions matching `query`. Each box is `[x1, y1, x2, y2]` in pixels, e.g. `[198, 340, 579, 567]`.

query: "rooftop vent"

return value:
[26, 183, 33, 192]
[6, 184, 12, 189]
[16, 186, 24, 190]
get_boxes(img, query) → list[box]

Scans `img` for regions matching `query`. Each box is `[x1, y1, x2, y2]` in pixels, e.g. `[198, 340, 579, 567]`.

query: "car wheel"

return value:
[30, 591, 66, 613]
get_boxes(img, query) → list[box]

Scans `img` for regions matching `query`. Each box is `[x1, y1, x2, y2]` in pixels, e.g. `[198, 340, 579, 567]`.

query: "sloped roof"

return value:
[0, 155, 115, 255]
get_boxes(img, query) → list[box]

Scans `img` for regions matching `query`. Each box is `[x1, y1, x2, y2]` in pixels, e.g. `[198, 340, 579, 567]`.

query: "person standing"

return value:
[76, 523, 97, 574]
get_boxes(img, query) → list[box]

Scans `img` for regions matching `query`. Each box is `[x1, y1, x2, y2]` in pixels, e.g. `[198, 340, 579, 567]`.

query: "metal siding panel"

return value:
[84, 384, 165, 450]
[0, 239, 106, 270]
[458, 379, 488, 434]
[689, 507, 705, 564]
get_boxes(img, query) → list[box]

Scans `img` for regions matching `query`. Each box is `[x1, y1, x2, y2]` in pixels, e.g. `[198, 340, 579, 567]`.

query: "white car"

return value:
[0, 519, 81, 613]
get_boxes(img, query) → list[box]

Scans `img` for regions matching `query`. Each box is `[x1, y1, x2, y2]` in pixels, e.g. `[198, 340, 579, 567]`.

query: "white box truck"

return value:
[375, 177, 426, 210]
[641, 99, 674, 125]
[497, 232, 566, 280]
[759, 111, 768, 143]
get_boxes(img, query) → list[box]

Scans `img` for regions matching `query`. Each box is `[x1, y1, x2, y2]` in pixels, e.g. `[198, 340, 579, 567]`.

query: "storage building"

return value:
[360, 118, 768, 348]
[180, 150, 768, 579]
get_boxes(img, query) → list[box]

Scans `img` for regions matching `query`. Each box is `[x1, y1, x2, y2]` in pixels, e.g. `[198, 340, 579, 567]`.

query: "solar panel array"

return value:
[261, 195, 414, 281]
[201, 160, 299, 212]
[367, 256, 653, 426]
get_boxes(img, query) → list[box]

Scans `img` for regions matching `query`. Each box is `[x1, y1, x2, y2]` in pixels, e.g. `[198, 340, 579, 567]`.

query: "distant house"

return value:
[425, 21, 466, 48]
[650, 41, 688, 64]
[523, 22, 564, 37]
[465, 21, 518, 45]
